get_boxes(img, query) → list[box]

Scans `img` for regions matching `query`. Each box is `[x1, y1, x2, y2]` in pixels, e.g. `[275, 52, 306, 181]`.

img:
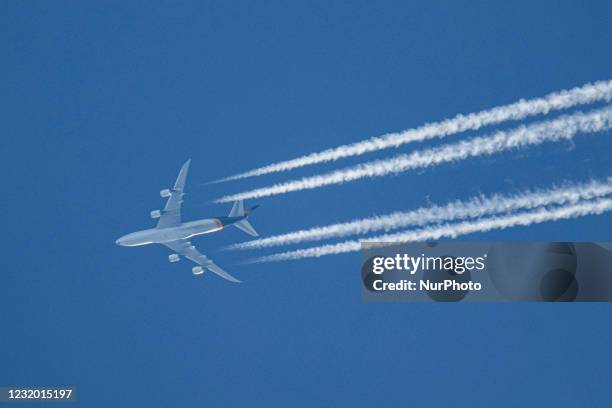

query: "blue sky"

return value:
[1, 1, 611, 406]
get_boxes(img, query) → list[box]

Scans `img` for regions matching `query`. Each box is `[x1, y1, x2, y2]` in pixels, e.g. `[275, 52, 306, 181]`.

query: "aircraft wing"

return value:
[157, 159, 191, 229]
[163, 239, 241, 283]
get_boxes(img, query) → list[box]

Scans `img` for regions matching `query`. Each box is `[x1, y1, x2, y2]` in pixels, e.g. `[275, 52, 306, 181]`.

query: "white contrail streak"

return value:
[227, 179, 612, 250]
[215, 80, 612, 182]
[248, 198, 612, 263]
[216, 106, 612, 203]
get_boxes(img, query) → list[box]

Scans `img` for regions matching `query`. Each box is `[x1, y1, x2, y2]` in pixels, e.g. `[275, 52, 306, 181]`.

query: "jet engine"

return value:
[192, 266, 204, 275]
[150, 210, 162, 219]
[168, 254, 180, 263]
[160, 189, 172, 198]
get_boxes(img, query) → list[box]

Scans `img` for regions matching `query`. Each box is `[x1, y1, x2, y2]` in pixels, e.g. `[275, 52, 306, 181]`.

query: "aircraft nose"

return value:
[116, 238, 124, 246]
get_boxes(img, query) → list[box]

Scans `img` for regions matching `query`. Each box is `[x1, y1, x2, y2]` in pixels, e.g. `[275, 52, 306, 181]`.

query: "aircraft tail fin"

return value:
[229, 200, 245, 217]
[228, 200, 259, 237]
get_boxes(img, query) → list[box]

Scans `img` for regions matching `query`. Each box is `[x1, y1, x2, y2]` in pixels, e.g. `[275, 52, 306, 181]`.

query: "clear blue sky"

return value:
[1, 1, 611, 406]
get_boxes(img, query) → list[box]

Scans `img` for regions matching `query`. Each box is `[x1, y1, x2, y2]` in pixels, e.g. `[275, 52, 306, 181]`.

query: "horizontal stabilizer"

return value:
[233, 219, 258, 237]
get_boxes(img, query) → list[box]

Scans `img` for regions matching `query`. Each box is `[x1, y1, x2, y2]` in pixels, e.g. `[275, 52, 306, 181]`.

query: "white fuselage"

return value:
[116, 218, 224, 247]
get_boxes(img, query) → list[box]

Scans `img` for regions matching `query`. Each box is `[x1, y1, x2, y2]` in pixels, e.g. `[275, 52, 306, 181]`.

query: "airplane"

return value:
[116, 159, 258, 283]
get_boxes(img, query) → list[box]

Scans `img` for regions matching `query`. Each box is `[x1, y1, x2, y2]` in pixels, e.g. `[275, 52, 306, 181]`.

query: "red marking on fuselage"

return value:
[213, 218, 224, 231]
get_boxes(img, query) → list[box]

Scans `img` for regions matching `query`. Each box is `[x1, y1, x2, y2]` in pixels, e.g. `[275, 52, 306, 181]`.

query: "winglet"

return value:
[207, 263, 242, 283]
[174, 159, 191, 192]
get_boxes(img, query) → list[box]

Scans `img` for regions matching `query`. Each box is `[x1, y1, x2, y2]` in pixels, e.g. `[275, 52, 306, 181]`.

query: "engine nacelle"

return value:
[160, 188, 172, 198]
[150, 210, 162, 219]
[168, 254, 180, 263]
[192, 266, 204, 275]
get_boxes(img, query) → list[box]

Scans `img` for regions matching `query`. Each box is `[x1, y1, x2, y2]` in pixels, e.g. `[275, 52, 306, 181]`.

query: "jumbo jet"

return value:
[116, 159, 257, 283]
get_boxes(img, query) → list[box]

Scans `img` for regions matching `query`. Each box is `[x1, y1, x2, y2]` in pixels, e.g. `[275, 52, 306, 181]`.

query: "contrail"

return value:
[215, 80, 612, 183]
[216, 106, 612, 203]
[248, 198, 612, 263]
[227, 179, 612, 250]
